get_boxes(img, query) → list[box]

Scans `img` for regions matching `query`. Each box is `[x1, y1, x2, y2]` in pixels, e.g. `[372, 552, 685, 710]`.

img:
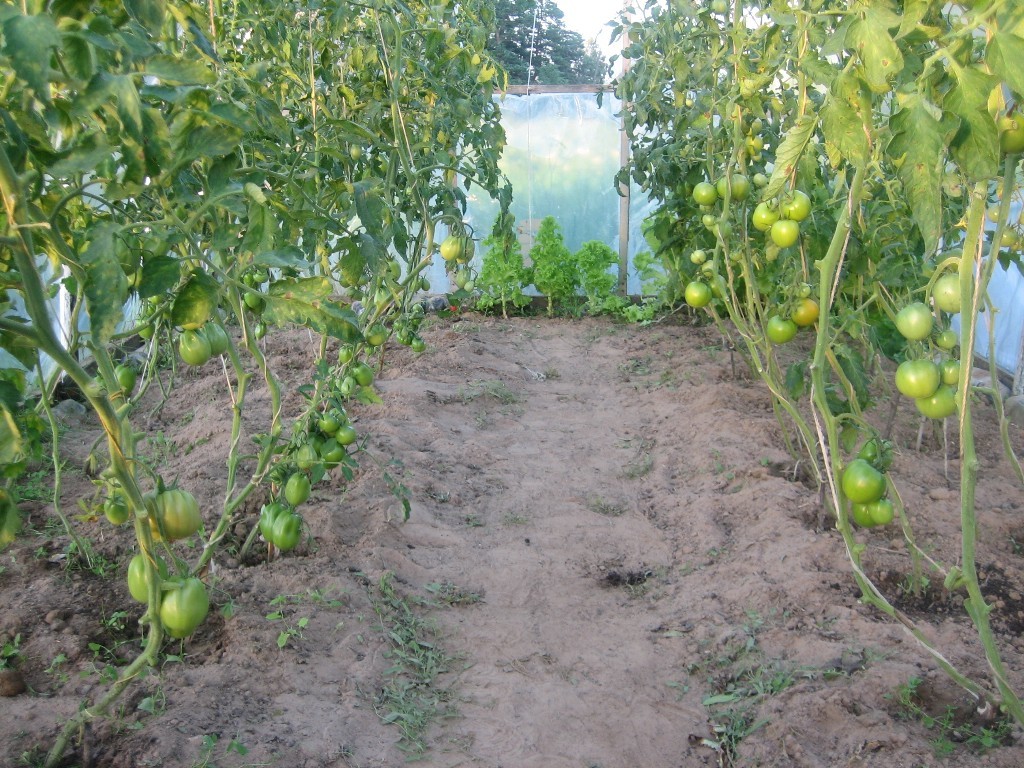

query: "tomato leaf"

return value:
[987, 33, 1024, 100]
[821, 97, 868, 167]
[81, 223, 128, 343]
[2, 13, 60, 101]
[264, 277, 362, 342]
[764, 112, 817, 200]
[945, 69, 999, 181]
[0, 490, 21, 549]
[353, 180, 388, 239]
[784, 362, 807, 400]
[144, 54, 216, 85]
[0, 408, 22, 466]
[252, 247, 309, 271]
[138, 254, 182, 299]
[123, 0, 166, 36]
[887, 96, 946, 255]
[847, 12, 904, 94]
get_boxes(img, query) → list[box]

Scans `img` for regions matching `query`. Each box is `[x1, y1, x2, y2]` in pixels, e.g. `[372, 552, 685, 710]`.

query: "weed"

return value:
[425, 581, 483, 606]
[1, 633, 23, 669]
[14, 467, 56, 502]
[463, 514, 484, 528]
[888, 676, 1014, 756]
[502, 512, 529, 526]
[370, 572, 456, 757]
[587, 497, 626, 517]
[265, 610, 310, 649]
[45, 652, 70, 684]
[458, 379, 521, 405]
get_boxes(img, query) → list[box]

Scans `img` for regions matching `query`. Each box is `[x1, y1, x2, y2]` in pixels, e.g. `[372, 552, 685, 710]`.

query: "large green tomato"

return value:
[259, 502, 288, 541]
[841, 459, 886, 504]
[780, 190, 811, 222]
[999, 115, 1024, 154]
[178, 329, 212, 366]
[149, 489, 202, 541]
[271, 511, 303, 552]
[770, 219, 800, 248]
[894, 359, 941, 399]
[692, 181, 718, 206]
[159, 578, 210, 639]
[915, 385, 957, 420]
[751, 202, 779, 232]
[766, 316, 798, 344]
[284, 473, 311, 507]
[202, 322, 231, 356]
[716, 174, 750, 202]
[684, 281, 712, 308]
[894, 303, 934, 341]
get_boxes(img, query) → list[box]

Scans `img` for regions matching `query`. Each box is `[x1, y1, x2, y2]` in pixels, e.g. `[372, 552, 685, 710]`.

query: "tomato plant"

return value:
[894, 359, 941, 400]
[895, 303, 935, 341]
[765, 316, 798, 345]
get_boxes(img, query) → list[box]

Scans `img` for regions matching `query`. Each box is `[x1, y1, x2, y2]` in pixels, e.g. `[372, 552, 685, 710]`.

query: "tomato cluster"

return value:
[843, 439, 895, 528]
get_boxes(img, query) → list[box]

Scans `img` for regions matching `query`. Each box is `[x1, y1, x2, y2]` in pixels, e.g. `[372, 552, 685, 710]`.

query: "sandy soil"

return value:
[2, 313, 1024, 768]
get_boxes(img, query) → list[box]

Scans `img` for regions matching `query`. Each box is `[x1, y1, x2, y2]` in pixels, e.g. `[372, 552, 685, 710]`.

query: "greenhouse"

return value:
[2, 1, 1024, 767]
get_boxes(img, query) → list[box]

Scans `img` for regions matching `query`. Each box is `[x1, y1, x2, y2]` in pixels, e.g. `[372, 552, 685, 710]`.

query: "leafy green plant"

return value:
[476, 212, 532, 318]
[575, 240, 619, 313]
[530, 216, 578, 316]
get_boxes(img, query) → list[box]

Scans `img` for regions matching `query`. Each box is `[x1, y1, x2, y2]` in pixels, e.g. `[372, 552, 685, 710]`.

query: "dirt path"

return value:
[3, 315, 1024, 768]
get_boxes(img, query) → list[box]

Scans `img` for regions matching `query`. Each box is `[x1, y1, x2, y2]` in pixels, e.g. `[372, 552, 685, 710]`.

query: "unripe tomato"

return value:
[770, 219, 800, 248]
[203, 322, 230, 356]
[260, 501, 288, 541]
[867, 498, 895, 526]
[715, 174, 750, 202]
[335, 425, 358, 446]
[894, 359, 941, 399]
[940, 359, 960, 386]
[751, 202, 779, 232]
[337, 345, 355, 364]
[915, 384, 957, 420]
[351, 362, 374, 387]
[114, 364, 137, 395]
[284, 473, 311, 507]
[998, 114, 1024, 155]
[410, 336, 427, 354]
[841, 459, 886, 504]
[781, 190, 812, 222]
[894, 302, 933, 341]
[150, 489, 202, 541]
[851, 502, 875, 528]
[104, 495, 130, 525]
[295, 444, 319, 471]
[690, 249, 707, 265]
[318, 411, 343, 436]
[320, 438, 345, 466]
[692, 181, 718, 206]
[365, 323, 388, 347]
[932, 273, 961, 314]
[790, 298, 819, 327]
[159, 577, 210, 639]
[766, 316, 798, 344]
[684, 281, 712, 308]
[271, 511, 303, 552]
[127, 553, 169, 603]
[440, 235, 463, 262]
[935, 329, 958, 350]
[179, 329, 212, 366]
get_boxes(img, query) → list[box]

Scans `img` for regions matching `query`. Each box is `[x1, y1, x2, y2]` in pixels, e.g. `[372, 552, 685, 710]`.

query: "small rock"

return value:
[52, 399, 87, 424]
[928, 487, 954, 501]
[1006, 395, 1024, 427]
[0, 668, 26, 697]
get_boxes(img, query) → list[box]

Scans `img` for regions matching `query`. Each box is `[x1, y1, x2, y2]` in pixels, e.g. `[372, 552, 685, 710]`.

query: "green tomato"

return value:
[998, 114, 1024, 154]
[851, 502, 876, 528]
[178, 329, 212, 366]
[159, 577, 210, 639]
[295, 444, 319, 471]
[260, 501, 288, 541]
[690, 249, 707, 265]
[410, 336, 427, 354]
[894, 359, 941, 399]
[351, 362, 374, 387]
[857, 437, 893, 472]
[940, 359, 960, 386]
[104, 495, 131, 525]
[894, 302, 934, 341]
[765, 316, 798, 344]
[751, 202, 779, 232]
[935, 329, 958, 350]
[337, 346, 355, 365]
[867, 498, 895, 526]
[203, 322, 230, 357]
[780, 190, 811, 222]
[692, 181, 719, 206]
[284, 474, 311, 507]
[841, 459, 886, 504]
[114, 364, 137, 395]
[335, 425, 358, 446]
[127, 553, 169, 603]
[365, 324, 388, 347]
[915, 384, 957, 420]
[320, 438, 345, 466]
[684, 281, 712, 309]
[770, 219, 800, 248]
[150, 488, 202, 541]
[715, 174, 750, 202]
[932, 273, 961, 314]
[271, 511, 303, 552]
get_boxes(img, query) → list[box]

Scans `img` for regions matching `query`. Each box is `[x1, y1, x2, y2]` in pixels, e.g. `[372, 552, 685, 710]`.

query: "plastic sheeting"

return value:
[426, 91, 656, 296]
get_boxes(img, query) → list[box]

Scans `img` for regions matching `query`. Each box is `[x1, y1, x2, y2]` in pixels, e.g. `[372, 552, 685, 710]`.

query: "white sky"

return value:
[553, 0, 632, 55]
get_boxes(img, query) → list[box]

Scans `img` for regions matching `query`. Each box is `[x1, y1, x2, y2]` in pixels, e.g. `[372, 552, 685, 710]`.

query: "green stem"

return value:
[955, 180, 1024, 724]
